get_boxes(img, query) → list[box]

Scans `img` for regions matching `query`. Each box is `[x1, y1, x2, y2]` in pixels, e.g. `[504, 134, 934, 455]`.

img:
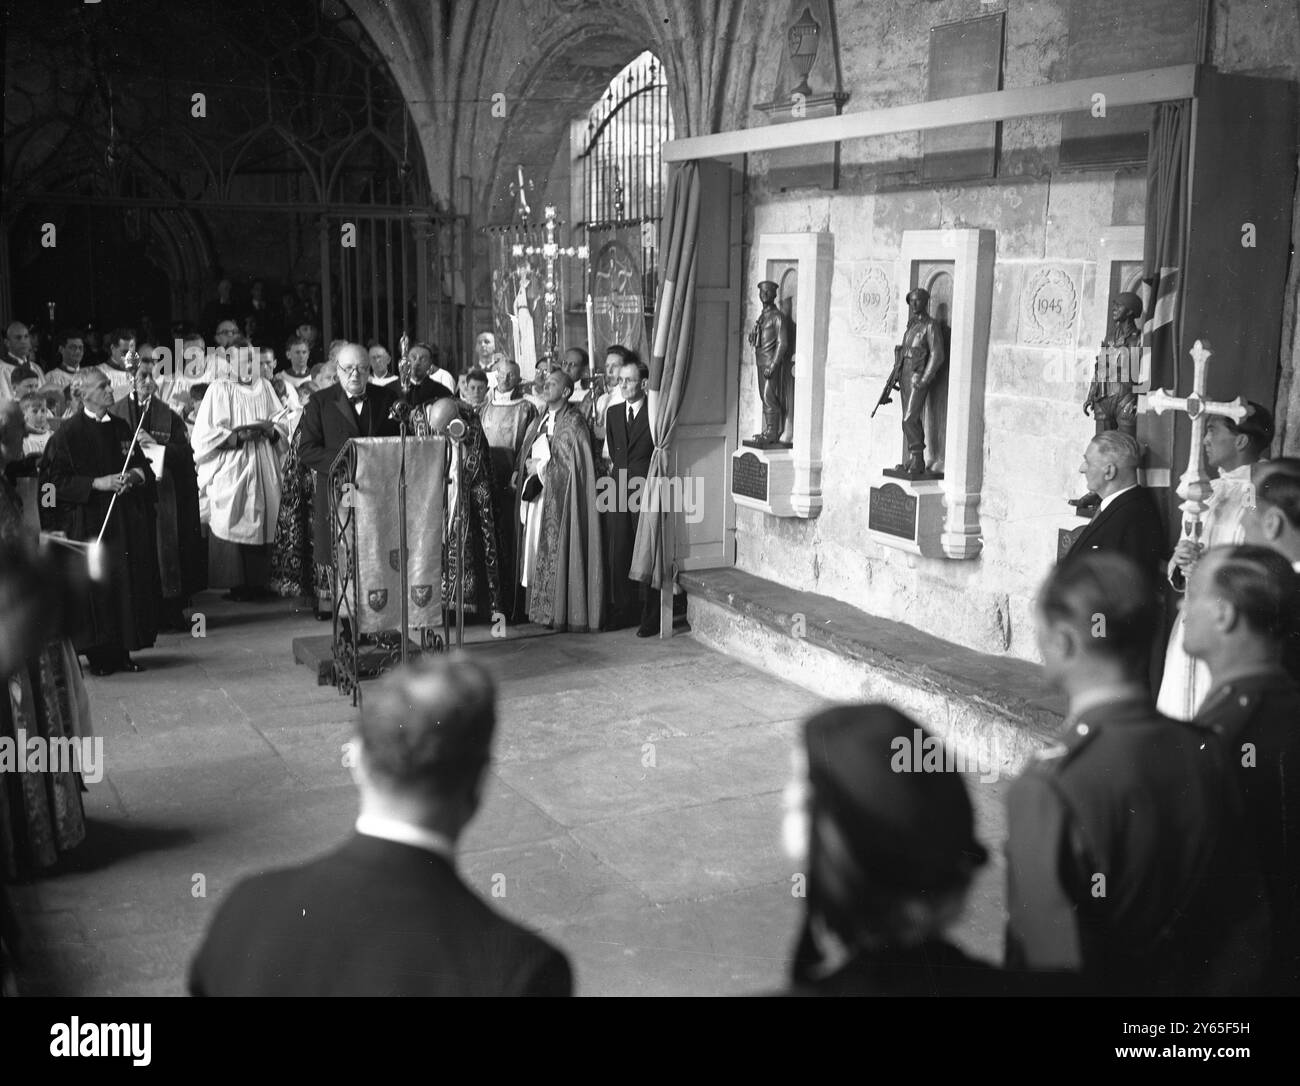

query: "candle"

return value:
[586, 293, 596, 363]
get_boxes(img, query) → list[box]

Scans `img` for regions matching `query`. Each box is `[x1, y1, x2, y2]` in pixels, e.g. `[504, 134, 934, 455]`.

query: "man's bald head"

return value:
[5, 322, 31, 360]
[494, 358, 520, 393]
[335, 343, 371, 398]
[357, 655, 497, 820]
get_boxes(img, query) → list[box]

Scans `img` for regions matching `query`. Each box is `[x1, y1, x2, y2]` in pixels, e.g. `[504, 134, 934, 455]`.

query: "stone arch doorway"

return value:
[481, 35, 675, 364]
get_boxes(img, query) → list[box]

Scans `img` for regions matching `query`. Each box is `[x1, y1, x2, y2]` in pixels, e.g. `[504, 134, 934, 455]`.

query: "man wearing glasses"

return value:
[299, 344, 403, 581]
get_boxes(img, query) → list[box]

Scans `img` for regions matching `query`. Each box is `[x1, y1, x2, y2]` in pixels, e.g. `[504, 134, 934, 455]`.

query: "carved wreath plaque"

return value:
[1019, 266, 1080, 346]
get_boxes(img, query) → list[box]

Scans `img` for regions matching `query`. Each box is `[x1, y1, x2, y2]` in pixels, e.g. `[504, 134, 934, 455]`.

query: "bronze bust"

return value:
[745, 280, 794, 448]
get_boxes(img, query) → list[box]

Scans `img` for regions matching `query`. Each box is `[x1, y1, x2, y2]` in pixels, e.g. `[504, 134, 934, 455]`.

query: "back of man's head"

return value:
[1038, 552, 1156, 678]
[1255, 459, 1300, 530]
[1202, 544, 1300, 643]
[358, 656, 496, 815]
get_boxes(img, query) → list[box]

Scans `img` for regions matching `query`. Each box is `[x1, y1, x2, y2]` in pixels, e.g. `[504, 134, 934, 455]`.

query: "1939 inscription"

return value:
[869, 483, 918, 540]
[732, 452, 769, 502]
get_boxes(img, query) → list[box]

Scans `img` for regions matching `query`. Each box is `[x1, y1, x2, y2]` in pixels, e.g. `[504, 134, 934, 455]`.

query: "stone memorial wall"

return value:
[736, 0, 1177, 661]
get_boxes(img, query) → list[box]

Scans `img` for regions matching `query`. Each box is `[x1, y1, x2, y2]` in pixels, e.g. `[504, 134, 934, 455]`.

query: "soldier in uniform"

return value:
[1072, 292, 1143, 513]
[1005, 552, 1269, 995]
[746, 280, 793, 446]
[1243, 458, 1300, 679]
[1186, 545, 1300, 995]
[894, 287, 946, 477]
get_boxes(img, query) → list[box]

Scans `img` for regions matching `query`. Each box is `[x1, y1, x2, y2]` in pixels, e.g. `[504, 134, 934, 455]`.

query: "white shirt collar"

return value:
[625, 396, 644, 418]
[355, 814, 455, 860]
[1096, 482, 1137, 514]
[491, 390, 521, 405]
[84, 407, 110, 422]
[1219, 463, 1253, 482]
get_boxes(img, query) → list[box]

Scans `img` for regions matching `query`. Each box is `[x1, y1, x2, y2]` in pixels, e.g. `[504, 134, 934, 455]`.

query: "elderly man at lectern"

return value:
[297, 343, 402, 577]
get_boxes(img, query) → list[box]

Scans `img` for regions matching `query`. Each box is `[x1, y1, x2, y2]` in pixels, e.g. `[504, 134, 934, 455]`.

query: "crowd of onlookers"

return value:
[6, 276, 1300, 998]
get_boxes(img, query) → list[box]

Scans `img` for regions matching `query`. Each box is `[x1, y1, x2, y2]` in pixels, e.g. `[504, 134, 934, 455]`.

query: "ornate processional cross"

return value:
[513, 204, 588, 369]
[1143, 339, 1249, 543]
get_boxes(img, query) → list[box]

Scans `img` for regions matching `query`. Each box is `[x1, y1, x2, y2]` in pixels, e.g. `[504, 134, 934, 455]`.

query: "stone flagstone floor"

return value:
[10, 591, 1009, 996]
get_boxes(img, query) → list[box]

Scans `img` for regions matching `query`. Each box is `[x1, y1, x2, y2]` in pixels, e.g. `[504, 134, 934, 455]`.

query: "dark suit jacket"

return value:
[298, 382, 402, 559]
[605, 398, 652, 479]
[189, 834, 573, 997]
[407, 376, 454, 409]
[1063, 485, 1166, 579]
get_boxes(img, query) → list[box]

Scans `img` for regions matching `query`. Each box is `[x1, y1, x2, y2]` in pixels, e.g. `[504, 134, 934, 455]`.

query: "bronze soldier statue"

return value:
[891, 287, 946, 478]
[746, 280, 794, 447]
[1071, 291, 1143, 514]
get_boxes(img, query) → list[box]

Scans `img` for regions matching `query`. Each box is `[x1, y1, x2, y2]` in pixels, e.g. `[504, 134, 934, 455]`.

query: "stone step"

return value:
[679, 568, 1065, 778]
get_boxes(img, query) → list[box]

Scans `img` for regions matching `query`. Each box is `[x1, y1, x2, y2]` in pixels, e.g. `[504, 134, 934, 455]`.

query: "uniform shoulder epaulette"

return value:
[1031, 721, 1099, 771]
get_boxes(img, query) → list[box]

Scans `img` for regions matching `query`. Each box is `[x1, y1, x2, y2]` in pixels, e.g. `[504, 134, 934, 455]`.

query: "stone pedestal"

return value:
[731, 447, 796, 517]
[866, 475, 947, 559]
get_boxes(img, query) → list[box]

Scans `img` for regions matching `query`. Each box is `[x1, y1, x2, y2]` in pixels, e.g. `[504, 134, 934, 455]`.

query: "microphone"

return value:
[446, 417, 466, 442]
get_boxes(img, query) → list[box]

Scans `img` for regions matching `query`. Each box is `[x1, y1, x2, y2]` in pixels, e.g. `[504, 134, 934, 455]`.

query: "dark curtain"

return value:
[1139, 100, 1192, 503]
[1142, 101, 1192, 392]
[630, 162, 701, 591]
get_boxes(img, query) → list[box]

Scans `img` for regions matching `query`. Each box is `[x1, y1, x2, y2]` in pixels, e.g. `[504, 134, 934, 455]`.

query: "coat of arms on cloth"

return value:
[411, 584, 433, 607]
[367, 589, 388, 612]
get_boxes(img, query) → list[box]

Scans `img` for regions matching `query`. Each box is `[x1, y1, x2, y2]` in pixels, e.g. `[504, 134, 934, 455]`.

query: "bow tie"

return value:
[349, 395, 365, 405]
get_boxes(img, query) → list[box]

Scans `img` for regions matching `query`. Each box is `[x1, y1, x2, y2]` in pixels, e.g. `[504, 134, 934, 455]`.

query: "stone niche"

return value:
[867, 229, 994, 559]
[731, 231, 833, 518]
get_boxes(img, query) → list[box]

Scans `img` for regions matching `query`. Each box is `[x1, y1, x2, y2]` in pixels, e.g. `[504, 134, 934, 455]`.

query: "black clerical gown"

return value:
[110, 394, 207, 601]
[39, 412, 161, 656]
[1196, 671, 1300, 995]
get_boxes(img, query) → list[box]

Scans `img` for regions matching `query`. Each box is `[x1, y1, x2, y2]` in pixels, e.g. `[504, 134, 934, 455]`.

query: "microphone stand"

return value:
[395, 333, 412, 667]
[446, 417, 468, 649]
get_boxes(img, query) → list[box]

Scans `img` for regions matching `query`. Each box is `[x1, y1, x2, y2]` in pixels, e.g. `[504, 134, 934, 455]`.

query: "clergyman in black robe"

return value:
[39, 367, 160, 674]
[110, 361, 207, 629]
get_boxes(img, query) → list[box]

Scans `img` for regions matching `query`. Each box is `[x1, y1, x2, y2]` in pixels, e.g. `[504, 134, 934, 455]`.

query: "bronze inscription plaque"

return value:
[869, 483, 918, 540]
[732, 452, 769, 502]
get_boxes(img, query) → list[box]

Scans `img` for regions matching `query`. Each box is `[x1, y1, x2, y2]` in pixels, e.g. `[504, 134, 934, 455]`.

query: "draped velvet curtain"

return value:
[1142, 101, 1192, 394]
[1139, 100, 1192, 502]
[629, 162, 701, 590]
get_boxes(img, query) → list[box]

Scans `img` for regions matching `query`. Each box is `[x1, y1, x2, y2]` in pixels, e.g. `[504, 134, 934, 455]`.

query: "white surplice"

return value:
[1157, 463, 1255, 720]
[519, 420, 554, 590]
[191, 378, 287, 545]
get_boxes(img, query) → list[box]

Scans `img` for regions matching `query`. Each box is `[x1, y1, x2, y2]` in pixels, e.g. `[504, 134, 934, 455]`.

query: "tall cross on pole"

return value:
[1143, 339, 1249, 543]
[513, 204, 588, 369]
